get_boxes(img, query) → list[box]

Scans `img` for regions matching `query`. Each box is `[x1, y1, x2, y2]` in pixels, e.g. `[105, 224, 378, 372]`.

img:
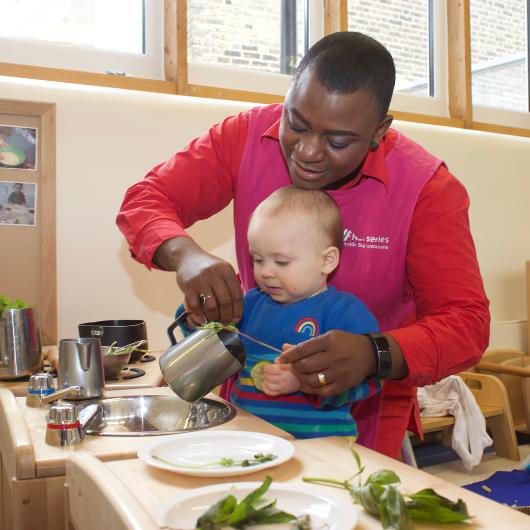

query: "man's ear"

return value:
[322, 246, 340, 275]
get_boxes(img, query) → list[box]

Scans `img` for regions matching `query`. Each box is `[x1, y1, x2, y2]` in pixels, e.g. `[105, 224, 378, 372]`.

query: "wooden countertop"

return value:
[102, 437, 529, 529]
[0, 348, 165, 397]
[11, 386, 292, 479]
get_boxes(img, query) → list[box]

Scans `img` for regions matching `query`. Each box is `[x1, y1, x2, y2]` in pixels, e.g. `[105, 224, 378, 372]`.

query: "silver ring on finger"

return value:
[317, 371, 328, 386]
[198, 292, 215, 305]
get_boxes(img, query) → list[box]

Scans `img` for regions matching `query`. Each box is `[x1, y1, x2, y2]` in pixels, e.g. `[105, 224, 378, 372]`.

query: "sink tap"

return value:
[26, 372, 56, 408]
[45, 402, 100, 446]
[39, 385, 82, 406]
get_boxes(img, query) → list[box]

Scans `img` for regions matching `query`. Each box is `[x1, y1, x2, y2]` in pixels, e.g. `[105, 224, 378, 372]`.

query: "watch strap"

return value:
[365, 333, 392, 379]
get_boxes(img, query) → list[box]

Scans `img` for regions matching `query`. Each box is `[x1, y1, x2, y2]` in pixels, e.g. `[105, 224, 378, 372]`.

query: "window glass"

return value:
[188, 0, 306, 75]
[347, 0, 431, 96]
[470, 0, 528, 112]
[0, 0, 144, 54]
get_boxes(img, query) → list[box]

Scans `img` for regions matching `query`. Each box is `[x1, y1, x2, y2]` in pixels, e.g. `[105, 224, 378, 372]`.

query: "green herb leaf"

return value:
[302, 447, 472, 530]
[152, 453, 277, 470]
[196, 494, 237, 529]
[379, 485, 413, 530]
[194, 477, 301, 529]
[406, 488, 471, 523]
[367, 469, 401, 488]
[0, 295, 30, 311]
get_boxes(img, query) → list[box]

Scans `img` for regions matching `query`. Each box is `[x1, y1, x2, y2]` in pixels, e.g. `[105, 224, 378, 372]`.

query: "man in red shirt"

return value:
[117, 32, 489, 458]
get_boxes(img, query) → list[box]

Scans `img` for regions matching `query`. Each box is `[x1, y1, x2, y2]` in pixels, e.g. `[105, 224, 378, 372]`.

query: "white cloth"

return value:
[417, 375, 493, 470]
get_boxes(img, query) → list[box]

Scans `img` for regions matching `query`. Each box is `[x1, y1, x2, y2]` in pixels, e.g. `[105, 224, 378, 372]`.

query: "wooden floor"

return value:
[423, 443, 530, 486]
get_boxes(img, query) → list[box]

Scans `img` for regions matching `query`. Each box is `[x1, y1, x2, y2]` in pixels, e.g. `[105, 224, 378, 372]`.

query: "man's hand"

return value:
[154, 237, 243, 325]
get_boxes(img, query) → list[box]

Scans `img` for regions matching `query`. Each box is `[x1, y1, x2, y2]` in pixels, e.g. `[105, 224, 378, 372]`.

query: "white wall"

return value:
[0, 75, 528, 352]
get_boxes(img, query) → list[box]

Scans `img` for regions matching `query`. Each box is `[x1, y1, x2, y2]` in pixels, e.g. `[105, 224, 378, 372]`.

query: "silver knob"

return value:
[26, 372, 55, 408]
[45, 402, 84, 446]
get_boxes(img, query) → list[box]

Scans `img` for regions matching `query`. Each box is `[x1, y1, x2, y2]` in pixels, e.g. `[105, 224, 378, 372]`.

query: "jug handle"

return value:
[166, 311, 190, 346]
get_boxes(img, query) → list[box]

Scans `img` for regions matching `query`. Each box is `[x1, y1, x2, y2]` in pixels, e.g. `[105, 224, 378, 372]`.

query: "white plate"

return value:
[137, 430, 295, 477]
[154, 481, 358, 530]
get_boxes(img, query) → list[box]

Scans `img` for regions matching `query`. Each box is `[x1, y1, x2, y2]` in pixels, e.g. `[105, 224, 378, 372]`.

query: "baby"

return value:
[229, 186, 382, 439]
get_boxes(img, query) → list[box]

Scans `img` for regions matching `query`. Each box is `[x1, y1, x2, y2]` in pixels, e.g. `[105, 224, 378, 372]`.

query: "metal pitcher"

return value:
[160, 313, 245, 403]
[52, 338, 105, 401]
[0, 307, 42, 380]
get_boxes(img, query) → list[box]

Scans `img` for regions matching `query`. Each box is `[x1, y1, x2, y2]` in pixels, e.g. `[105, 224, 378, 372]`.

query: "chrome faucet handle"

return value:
[44, 402, 101, 447]
[45, 402, 84, 446]
[26, 372, 55, 408]
[39, 385, 82, 407]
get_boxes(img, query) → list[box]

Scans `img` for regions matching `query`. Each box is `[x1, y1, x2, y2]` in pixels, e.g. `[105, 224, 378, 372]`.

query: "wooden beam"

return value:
[447, 0, 472, 126]
[176, 0, 188, 95]
[324, 0, 347, 34]
[164, 0, 178, 83]
[187, 84, 283, 104]
[0, 62, 176, 94]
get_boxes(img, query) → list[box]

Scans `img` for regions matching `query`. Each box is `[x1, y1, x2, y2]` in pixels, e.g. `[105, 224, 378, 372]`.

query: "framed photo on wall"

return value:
[0, 180, 37, 226]
[0, 124, 38, 170]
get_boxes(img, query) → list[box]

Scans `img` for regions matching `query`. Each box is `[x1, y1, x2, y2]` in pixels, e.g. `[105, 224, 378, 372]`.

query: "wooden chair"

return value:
[474, 349, 530, 434]
[65, 452, 159, 530]
[419, 371, 520, 461]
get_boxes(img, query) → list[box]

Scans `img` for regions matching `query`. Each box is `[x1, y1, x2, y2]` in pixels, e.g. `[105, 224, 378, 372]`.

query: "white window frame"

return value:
[0, 0, 164, 80]
[388, 0, 449, 117]
[188, 1, 324, 96]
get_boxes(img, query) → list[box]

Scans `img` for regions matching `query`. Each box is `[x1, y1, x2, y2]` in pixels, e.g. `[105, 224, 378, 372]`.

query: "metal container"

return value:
[101, 349, 131, 378]
[79, 395, 236, 436]
[78, 320, 147, 362]
[160, 314, 245, 403]
[0, 307, 42, 380]
[55, 338, 105, 400]
[26, 372, 55, 407]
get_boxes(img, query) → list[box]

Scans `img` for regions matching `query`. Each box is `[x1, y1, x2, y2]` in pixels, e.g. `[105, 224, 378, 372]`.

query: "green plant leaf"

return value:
[379, 485, 413, 530]
[406, 488, 471, 523]
[195, 493, 237, 529]
[367, 469, 401, 487]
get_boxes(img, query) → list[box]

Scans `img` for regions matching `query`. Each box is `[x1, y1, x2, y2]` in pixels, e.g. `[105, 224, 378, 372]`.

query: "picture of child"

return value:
[0, 181, 37, 226]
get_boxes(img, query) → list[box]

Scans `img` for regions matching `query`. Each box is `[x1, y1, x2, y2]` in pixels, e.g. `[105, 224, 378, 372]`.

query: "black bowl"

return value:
[78, 320, 148, 362]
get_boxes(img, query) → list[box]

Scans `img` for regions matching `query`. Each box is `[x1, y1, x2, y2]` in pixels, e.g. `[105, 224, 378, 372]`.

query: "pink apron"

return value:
[223, 104, 443, 449]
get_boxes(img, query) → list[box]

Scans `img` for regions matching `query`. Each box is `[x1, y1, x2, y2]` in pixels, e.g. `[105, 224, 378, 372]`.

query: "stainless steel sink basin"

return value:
[76, 395, 236, 436]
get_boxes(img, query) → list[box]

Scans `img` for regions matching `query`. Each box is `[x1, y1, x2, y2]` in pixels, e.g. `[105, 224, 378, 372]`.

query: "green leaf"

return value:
[227, 476, 273, 525]
[251, 508, 297, 524]
[353, 483, 382, 516]
[406, 488, 471, 523]
[379, 485, 413, 530]
[195, 494, 237, 529]
[367, 469, 401, 488]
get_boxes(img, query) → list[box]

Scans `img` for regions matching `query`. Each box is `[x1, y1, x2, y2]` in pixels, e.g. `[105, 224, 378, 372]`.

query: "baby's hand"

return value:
[261, 359, 300, 396]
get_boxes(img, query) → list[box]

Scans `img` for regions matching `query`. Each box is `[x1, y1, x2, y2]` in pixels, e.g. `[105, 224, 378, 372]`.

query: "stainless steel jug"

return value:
[52, 338, 104, 401]
[0, 307, 42, 380]
[160, 314, 245, 403]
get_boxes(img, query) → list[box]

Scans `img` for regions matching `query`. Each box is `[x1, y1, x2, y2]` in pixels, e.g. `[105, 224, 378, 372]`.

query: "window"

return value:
[187, 0, 317, 95]
[470, 0, 528, 114]
[346, 0, 447, 117]
[0, 0, 163, 79]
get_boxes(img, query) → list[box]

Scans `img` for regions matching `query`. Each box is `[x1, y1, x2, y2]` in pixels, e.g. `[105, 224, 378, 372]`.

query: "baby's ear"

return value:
[322, 246, 340, 274]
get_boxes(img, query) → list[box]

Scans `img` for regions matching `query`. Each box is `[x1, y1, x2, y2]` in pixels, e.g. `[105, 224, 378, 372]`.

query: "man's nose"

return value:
[296, 134, 325, 162]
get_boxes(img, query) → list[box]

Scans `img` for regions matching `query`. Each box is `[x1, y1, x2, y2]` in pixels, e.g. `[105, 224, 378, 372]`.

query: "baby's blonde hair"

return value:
[250, 186, 343, 250]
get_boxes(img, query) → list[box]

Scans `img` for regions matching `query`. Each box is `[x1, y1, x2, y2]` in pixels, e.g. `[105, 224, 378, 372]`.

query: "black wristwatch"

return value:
[365, 333, 392, 379]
